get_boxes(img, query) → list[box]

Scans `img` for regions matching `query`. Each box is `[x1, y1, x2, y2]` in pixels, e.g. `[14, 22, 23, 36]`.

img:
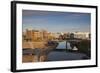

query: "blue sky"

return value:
[22, 10, 91, 33]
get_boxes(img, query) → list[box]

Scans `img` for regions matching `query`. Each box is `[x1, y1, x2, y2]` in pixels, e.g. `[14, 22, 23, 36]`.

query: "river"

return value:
[47, 41, 89, 61]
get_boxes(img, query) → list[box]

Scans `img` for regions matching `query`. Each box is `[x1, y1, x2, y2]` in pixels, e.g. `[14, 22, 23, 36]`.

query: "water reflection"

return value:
[56, 41, 66, 49]
[47, 41, 89, 61]
[66, 42, 72, 50]
[47, 51, 88, 61]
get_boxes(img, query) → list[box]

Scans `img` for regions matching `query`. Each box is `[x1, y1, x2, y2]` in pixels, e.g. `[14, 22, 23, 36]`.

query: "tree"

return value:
[70, 33, 74, 39]
[77, 40, 91, 57]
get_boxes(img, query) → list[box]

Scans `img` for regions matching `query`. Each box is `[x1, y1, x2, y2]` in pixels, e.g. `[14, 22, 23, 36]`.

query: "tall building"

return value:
[42, 30, 48, 40]
[23, 29, 57, 42]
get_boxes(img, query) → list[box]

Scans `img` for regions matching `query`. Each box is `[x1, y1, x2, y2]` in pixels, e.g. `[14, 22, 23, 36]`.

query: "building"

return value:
[42, 30, 48, 40]
[54, 33, 60, 39]
[23, 29, 56, 42]
[47, 32, 55, 40]
[56, 32, 91, 40]
[73, 32, 90, 39]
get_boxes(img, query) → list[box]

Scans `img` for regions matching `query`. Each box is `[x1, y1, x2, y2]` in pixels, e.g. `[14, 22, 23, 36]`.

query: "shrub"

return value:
[77, 40, 91, 57]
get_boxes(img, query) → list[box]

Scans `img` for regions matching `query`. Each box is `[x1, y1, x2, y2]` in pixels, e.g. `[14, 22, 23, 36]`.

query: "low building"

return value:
[73, 32, 90, 39]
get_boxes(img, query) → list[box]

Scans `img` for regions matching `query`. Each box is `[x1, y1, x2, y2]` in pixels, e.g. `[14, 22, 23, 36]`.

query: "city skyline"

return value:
[22, 10, 91, 33]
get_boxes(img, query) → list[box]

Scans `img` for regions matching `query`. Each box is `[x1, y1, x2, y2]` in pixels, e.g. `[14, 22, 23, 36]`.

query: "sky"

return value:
[22, 10, 91, 33]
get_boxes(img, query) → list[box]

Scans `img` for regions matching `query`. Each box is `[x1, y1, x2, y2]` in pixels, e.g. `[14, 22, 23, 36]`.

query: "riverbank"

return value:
[23, 41, 58, 49]
[22, 41, 58, 63]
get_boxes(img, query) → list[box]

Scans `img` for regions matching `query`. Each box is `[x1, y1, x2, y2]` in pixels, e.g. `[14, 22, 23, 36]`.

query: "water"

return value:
[47, 41, 89, 61]
[56, 41, 79, 51]
[66, 42, 72, 50]
[47, 51, 88, 61]
[56, 41, 72, 50]
[56, 41, 66, 49]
